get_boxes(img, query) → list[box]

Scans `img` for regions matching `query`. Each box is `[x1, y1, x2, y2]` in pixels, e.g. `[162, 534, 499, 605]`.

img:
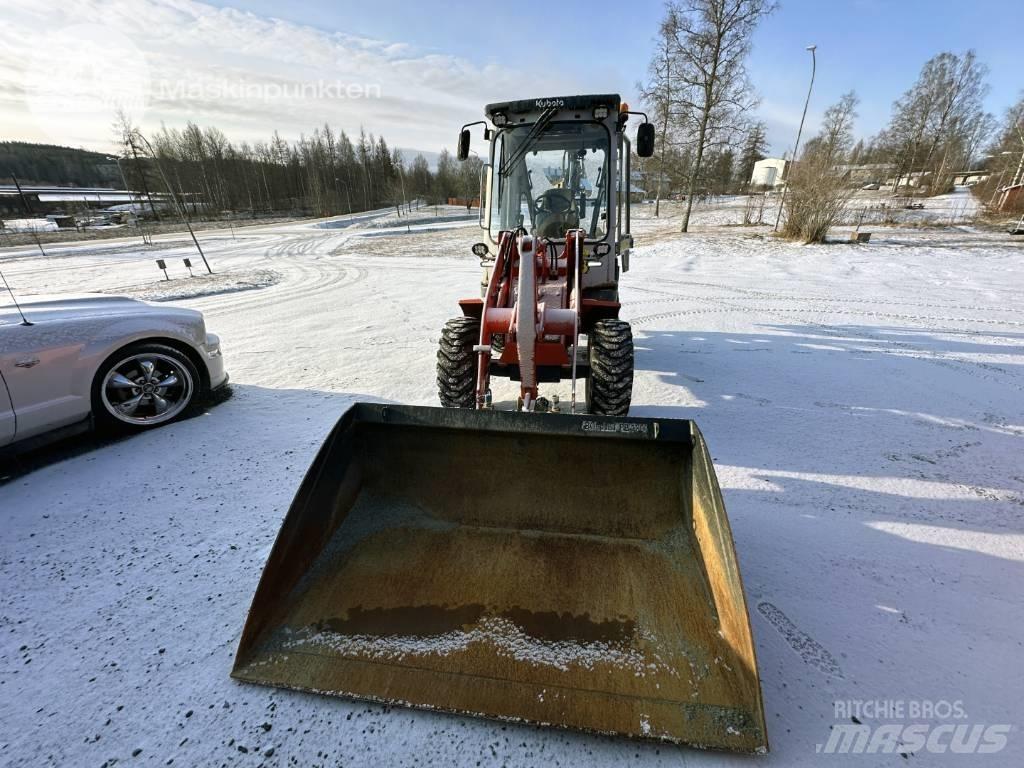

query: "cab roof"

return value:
[484, 94, 621, 121]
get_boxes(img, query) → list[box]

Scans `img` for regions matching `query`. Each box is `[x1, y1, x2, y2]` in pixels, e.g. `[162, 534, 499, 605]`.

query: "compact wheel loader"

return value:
[232, 95, 767, 753]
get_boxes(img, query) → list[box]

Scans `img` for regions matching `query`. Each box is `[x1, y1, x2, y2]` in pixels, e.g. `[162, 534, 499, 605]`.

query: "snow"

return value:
[117, 269, 282, 303]
[1, 193, 1023, 766]
[283, 616, 666, 676]
[2, 218, 58, 233]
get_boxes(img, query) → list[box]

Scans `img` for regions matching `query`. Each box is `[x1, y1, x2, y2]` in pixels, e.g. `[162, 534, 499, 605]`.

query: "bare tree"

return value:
[780, 92, 860, 243]
[978, 94, 1024, 210]
[113, 110, 162, 222]
[662, 0, 776, 232]
[877, 51, 989, 193]
[639, 14, 682, 217]
[816, 90, 859, 166]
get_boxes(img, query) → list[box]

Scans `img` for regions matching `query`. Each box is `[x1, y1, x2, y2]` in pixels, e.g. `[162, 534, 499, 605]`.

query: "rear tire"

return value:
[585, 319, 633, 416]
[437, 317, 480, 408]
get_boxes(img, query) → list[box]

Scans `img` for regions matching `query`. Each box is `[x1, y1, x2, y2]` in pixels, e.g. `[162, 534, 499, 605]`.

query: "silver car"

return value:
[1, 293, 227, 449]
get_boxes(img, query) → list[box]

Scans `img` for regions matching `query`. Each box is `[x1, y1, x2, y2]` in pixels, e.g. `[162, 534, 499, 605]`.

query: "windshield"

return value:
[489, 122, 610, 241]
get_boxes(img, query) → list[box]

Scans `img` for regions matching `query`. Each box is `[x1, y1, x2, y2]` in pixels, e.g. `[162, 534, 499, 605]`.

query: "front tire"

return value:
[585, 319, 634, 416]
[437, 317, 480, 408]
[92, 343, 201, 431]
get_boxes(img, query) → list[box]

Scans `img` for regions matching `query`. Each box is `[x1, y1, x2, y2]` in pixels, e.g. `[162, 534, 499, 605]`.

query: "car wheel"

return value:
[93, 343, 201, 431]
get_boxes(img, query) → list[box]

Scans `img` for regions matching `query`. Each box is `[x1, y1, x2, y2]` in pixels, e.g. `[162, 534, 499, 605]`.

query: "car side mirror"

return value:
[636, 123, 655, 158]
[457, 129, 471, 161]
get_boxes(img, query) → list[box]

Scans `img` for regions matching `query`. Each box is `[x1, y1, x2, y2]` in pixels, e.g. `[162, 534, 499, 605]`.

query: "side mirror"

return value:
[636, 123, 655, 158]
[457, 129, 471, 161]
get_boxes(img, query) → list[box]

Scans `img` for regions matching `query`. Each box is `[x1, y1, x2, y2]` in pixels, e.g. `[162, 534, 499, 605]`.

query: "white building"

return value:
[750, 158, 789, 188]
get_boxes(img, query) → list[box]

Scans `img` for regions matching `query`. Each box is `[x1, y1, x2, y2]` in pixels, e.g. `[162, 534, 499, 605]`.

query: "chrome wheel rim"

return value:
[100, 352, 194, 425]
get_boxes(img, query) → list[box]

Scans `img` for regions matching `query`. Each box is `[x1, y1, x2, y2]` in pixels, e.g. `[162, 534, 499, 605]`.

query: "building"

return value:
[997, 183, 1023, 212]
[951, 170, 990, 186]
[750, 158, 788, 188]
[832, 163, 895, 184]
[0, 185, 185, 219]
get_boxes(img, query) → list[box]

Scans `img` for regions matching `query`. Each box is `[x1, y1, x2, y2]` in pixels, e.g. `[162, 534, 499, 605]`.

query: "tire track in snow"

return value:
[191, 235, 369, 318]
[628, 290, 1024, 393]
[630, 304, 1024, 329]
[757, 601, 844, 679]
[647, 277, 1024, 316]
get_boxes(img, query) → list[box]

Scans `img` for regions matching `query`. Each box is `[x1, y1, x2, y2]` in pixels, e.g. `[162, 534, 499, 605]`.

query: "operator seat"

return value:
[535, 188, 579, 238]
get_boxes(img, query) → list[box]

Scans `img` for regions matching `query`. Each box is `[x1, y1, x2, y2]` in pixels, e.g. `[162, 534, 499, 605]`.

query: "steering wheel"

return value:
[535, 189, 572, 214]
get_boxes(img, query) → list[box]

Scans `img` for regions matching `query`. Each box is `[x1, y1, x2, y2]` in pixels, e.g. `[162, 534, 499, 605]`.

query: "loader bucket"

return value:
[232, 404, 767, 752]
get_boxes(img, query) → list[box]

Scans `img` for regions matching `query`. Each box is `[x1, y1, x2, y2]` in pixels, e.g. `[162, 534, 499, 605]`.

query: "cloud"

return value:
[1, 0, 567, 152]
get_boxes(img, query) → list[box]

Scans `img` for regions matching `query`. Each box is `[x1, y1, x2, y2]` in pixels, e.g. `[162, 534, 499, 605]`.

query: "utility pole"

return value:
[10, 173, 46, 257]
[11, 174, 32, 217]
[115, 156, 152, 245]
[397, 164, 409, 213]
[134, 132, 213, 275]
[126, 136, 161, 223]
[337, 179, 354, 215]
[774, 44, 817, 232]
[335, 177, 352, 215]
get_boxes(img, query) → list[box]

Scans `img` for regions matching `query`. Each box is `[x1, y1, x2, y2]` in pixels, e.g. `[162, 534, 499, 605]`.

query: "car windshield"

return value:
[489, 121, 610, 240]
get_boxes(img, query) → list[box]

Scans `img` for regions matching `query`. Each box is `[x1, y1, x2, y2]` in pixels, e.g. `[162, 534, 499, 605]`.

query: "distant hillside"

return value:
[0, 141, 121, 187]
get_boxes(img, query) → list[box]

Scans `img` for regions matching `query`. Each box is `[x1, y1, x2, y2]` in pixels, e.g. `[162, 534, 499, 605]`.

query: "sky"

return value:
[0, 0, 1020, 160]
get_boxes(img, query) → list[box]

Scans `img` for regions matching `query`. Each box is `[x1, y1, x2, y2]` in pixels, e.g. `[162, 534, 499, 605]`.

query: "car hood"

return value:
[1, 293, 202, 325]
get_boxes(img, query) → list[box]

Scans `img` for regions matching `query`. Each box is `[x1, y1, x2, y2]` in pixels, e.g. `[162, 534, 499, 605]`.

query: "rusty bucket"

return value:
[231, 404, 767, 752]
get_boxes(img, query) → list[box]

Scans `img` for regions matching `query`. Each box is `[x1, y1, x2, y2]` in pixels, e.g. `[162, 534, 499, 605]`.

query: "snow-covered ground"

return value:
[1, 202, 1022, 766]
[1, 218, 58, 233]
[641, 184, 985, 230]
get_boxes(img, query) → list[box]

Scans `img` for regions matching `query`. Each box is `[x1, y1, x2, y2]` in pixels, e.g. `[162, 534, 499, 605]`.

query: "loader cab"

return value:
[463, 95, 646, 291]
[489, 121, 610, 242]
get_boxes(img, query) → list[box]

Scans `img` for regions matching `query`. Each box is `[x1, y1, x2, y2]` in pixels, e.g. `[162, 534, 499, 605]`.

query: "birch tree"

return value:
[878, 51, 989, 192]
[639, 14, 681, 217]
[816, 91, 859, 166]
[664, 0, 776, 232]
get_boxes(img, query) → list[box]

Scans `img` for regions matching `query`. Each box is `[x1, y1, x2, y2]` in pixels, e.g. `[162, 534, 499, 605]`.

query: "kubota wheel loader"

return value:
[232, 95, 767, 753]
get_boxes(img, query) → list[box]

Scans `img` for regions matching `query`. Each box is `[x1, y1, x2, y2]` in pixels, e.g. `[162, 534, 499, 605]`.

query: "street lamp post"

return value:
[774, 44, 817, 232]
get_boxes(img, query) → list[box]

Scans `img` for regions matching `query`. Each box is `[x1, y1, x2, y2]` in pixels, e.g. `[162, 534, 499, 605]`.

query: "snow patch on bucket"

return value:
[282, 616, 678, 676]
